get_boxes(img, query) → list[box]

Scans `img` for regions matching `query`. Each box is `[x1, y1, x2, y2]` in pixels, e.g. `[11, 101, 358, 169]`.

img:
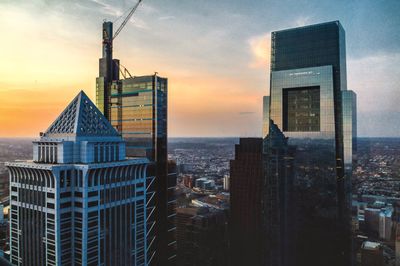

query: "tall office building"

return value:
[97, 47, 175, 264]
[96, 18, 175, 265]
[6, 91, 149, 265]
[229, 138, 264, 266]
[360, 242, 384, 266]
[265, 21, 357, 266]
[264, 120, 295, 266]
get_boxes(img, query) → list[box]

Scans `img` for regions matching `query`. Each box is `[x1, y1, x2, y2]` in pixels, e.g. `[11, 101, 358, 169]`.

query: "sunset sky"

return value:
[0, 0, 399, 137]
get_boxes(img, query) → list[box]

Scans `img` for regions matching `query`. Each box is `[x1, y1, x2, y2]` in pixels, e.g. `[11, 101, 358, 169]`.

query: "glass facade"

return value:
[98, 20, 177, 265]
[282, 86, 320, 132]
[342, 90, 357, 174]
[262, 96, 270, 138]
[109, 75, 167, 161]
[107, 75, 175, 265]
[265, 21, 356, 266]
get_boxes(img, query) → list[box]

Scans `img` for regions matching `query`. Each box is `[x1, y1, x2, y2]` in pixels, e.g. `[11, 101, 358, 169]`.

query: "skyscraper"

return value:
[6, 91, 149, 265]
[265, 21, 357, 266]
[96, 38, 175, 264]
[229, 138, 264, 266]
[109, 74, 175, 265]
[264, 120, 295, 266]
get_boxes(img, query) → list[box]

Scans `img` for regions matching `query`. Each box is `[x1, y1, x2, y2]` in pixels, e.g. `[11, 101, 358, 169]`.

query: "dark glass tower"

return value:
[229, 138, 264, 266]
[264, 120, 295, 266]
[266, 21, 356, 266]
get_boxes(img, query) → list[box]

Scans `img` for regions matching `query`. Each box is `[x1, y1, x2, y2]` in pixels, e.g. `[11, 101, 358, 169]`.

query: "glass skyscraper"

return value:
[6, 91, 149, 265]
[97, 72, 176, 265]
[109, 75, 167, 161]
[264, 21, 357, 266]
[96, 20, 176, 265]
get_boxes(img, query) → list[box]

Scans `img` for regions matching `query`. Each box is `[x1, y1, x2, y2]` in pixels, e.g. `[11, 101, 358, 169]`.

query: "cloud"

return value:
[294, 16, 312, 27]
[87, 0, 122, 17]
[128, 17, 150, 30]
[248, 33, 271, 69]
[347, 52, 400, 136]
[238, 111, 255, 115]
[138, 2, 158, 15]
[158, 15, 176, 21]
[348, 52, 400, 112]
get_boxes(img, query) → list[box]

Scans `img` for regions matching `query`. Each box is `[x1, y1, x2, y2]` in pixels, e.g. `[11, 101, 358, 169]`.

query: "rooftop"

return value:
[43, 90, 119, 138]
[362, 241, 381, 250]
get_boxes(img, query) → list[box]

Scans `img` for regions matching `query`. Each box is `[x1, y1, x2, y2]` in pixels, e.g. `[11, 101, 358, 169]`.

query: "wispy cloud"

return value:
[294, 16, 312, 27]
[347, 52, 400, 136]
[125, 16, 149, 30]
[87, 0, 122, 17]
[248, 33, 271, 69]
[138, 2, 158, 15]
[348, 52, 400, 112]
[238, 111, 255, 115]
[158, 15, 176, 21]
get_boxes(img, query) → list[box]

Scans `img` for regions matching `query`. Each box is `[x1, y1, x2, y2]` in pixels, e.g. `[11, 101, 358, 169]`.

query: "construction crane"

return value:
[99, 0, 143, 120]
[113, 0, 143, 40]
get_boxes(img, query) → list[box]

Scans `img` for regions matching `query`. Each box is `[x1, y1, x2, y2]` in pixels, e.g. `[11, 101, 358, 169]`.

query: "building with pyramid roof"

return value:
[6, 91, 149, 265]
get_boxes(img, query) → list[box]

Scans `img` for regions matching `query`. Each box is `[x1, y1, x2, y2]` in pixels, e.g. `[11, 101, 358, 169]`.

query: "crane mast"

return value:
[99, 0, 143, 120]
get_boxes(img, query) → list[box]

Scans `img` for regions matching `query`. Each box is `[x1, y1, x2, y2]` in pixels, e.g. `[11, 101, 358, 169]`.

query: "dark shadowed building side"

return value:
[229, 138, 264, 266]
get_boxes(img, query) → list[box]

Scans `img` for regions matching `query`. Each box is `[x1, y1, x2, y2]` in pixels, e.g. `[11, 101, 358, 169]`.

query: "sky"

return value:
[0, 0, 399, 137]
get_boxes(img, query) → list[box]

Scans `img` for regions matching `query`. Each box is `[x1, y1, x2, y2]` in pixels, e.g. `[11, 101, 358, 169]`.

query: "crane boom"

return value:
[98, 0, 143, 120]
[113, 0, 143, 40]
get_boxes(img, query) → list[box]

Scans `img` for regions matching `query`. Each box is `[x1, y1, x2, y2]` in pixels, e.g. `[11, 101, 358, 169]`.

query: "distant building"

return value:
[195, 178, 216, 191]
[379, 208, 393, 241]
[182, 175, 194, 189]
[361, 241, 384, 266]
[176, 207, 228, 266]
[396, 224, 400, 266]
[6, 92, 149, 265]
[0, 205, 3, 223]
[365, 208, 381, 236]
[223, 175, 230, 191]
[229, 138, 264, 266]
[191, 193, 229, 211]
[392, 201, 400, 266]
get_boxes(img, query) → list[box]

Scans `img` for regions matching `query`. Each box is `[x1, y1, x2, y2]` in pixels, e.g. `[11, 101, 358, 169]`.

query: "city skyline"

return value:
[1, 0, 399, 137]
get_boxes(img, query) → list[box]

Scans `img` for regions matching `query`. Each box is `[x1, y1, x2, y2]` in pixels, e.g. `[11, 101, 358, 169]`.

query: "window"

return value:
[283, 86, 320, 132]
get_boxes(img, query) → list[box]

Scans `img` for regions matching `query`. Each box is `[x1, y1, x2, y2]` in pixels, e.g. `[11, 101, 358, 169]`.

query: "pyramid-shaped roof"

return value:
[44, 91, 119, 137]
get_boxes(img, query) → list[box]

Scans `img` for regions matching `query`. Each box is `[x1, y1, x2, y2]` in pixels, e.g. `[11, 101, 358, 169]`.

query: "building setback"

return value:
[7, 91, 149, 265]
[265, 21, 357, 266]
[229, 138, 264, 266]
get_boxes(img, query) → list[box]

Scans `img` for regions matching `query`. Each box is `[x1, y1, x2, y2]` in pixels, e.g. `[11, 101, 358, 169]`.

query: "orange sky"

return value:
[1, 1, 399, 137]
[0, 2, 270, 137]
